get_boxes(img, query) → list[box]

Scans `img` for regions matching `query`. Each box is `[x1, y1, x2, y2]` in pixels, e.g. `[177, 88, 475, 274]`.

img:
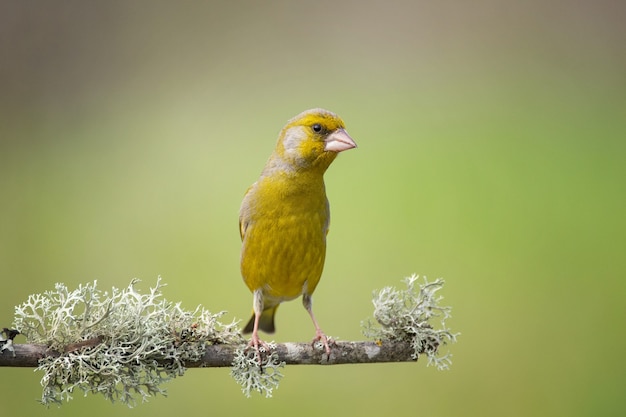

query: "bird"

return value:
[239, 108, 356, 356]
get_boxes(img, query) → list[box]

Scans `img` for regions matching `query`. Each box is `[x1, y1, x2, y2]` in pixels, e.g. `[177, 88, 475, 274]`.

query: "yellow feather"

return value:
[239, 108, 356, 336]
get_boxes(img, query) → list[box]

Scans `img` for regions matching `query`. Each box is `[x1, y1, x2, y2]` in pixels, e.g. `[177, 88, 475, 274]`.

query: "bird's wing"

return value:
[239, 184, 254, 241]
[238, 217, 245, 241]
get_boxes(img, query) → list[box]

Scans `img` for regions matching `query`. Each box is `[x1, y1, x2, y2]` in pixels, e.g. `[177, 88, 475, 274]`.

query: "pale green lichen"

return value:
[13, 278, 241, 407]
[362, 274, 458, 370]
[12, 275, 456, 405]
[230, 342, 285, 398]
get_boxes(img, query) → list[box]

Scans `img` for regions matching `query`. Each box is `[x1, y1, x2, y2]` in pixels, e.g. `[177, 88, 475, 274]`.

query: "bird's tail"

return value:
[242, 305, 279, 334]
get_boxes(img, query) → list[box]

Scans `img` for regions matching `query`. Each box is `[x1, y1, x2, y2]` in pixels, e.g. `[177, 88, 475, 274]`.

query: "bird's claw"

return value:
[246, 335, 272, 365]
[312, 329, 332, 358]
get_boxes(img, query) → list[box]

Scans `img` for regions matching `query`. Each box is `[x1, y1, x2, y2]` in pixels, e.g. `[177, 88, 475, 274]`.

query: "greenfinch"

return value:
[239, 108, 357, 354]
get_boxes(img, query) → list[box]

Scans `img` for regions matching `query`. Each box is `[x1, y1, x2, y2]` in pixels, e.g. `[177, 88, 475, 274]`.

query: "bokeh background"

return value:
[1, 1, 624, 416]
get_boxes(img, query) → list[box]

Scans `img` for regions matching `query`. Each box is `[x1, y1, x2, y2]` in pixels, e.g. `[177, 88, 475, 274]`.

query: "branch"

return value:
[3, 275, 457, 404]
[0, 339, 417, 368]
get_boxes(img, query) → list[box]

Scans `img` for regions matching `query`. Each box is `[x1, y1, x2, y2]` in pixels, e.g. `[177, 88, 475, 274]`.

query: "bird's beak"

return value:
[324, 129, 357, 153]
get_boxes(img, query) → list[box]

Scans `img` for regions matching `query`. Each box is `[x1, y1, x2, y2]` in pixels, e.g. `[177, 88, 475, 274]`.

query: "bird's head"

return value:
[271, 108, 357, 173]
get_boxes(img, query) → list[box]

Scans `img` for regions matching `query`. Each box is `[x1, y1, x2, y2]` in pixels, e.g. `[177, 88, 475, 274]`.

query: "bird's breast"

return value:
[240, 175, 330, 301]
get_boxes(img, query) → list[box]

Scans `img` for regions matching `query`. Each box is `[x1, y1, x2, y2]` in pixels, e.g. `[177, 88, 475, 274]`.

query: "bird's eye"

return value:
[312, 124, 322, 133]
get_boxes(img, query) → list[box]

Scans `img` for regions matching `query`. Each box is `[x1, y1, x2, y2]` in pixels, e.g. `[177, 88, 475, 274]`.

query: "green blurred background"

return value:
[1, 1, 624, 416]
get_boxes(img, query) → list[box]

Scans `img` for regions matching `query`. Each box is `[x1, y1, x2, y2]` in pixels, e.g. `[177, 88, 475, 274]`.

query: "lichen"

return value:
[230, 342, 285, 398]
[361, 274, 459, 370]
[10, 274, 457, 405]
[13, 278, 241, 406]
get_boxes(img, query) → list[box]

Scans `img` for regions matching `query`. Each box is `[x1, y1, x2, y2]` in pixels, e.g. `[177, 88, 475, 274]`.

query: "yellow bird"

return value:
[239, 108, 357, 354]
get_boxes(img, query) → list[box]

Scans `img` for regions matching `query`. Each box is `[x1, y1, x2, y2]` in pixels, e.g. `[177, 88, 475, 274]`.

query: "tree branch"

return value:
[3, 276, 455, 403]
[0, 339, 417, 368]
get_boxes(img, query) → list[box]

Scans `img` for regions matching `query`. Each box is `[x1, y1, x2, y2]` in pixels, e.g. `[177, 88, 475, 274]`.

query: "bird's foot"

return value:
[312, 329, 332, 357]
[246, 333, 271, 365]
